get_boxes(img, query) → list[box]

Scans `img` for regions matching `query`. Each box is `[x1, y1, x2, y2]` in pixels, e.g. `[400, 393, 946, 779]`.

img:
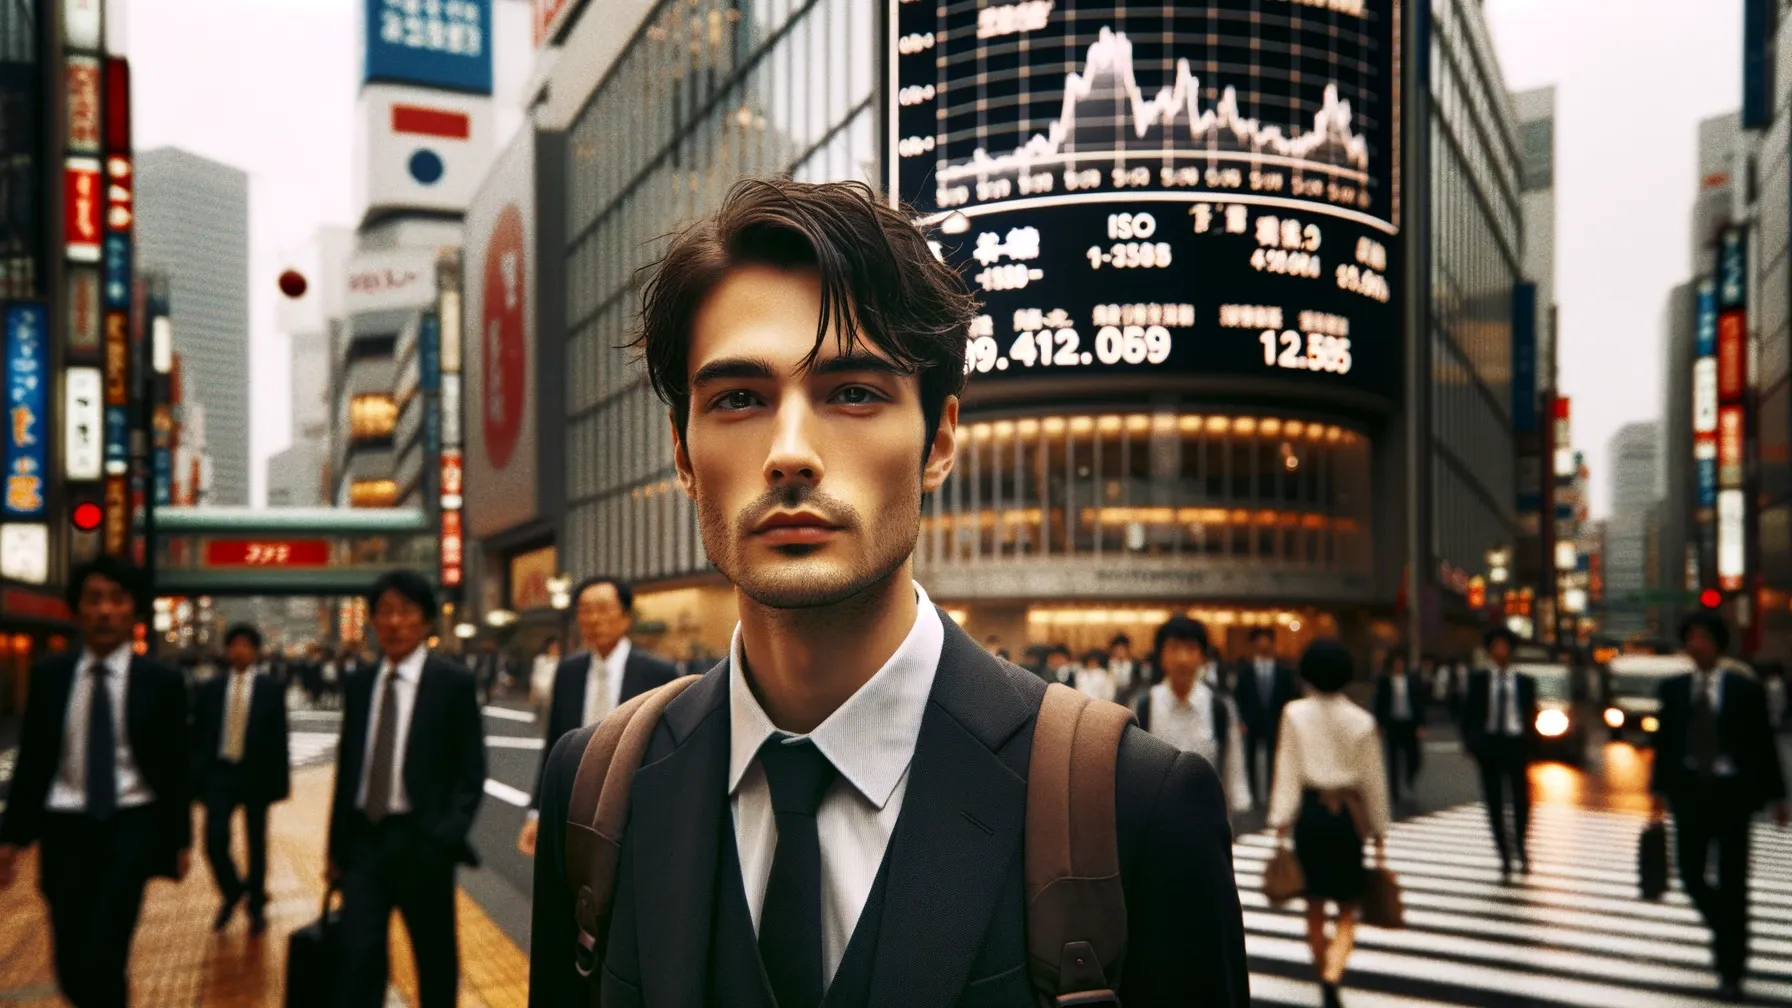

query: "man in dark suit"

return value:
[1460, 626, 1539, 879]
[517, 575, 676, 856]
[1233, 626, 1299, 809]
[528, 179, 1246, 1007]
[1651, 612, 1788, 1002]
[0, 557, 191, 1008]
[192, 622, 290, 933]
[328, 570, 487, 1008]
[1372, 651, 1427, 805]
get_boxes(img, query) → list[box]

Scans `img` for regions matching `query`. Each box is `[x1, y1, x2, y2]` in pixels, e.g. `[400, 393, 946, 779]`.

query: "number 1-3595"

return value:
[1259, 329, 1352, 374]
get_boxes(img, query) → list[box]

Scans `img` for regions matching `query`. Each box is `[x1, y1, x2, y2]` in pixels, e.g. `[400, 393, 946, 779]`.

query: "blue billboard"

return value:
[1511, 283, 1538, 434]
[364, 0, 492, 95]
[3, 302, 47, 518]
[1698, 455, 1718, 509]
[105, 406, 128, 472]
[103, 233, 131, 310]
[1696, 280, 1717, 357]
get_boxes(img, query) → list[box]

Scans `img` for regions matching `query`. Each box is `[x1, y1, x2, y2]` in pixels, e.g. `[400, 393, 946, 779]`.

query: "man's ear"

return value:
[671, 409, 696, 498]
[921, 396, 959, 493]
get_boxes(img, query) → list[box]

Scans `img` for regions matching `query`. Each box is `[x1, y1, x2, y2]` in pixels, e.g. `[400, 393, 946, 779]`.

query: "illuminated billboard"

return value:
[363, 0, 493, 95]
[890, 0, 1400, 398]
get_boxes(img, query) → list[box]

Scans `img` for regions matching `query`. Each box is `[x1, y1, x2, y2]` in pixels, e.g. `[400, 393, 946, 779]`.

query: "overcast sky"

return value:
[124, 0, 1743, 515]
[1484, 0, 1744, 516]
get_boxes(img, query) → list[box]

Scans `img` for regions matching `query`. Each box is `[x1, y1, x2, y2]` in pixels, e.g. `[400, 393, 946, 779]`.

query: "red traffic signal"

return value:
[71, 501, 102, 532]
[1700, 588, 1722, 609]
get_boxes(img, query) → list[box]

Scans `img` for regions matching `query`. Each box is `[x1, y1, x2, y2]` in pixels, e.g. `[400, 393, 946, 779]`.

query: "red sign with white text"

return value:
[1717, 311, 1746, 402]
[204, 539, 332, 567]
[64, 158, 102, 261]
[441, 510, 463, 586]
[1718, 404, 1745, 489]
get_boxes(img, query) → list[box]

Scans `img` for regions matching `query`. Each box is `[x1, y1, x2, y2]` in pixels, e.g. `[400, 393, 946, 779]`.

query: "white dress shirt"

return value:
[582, 637, 633, 727]
[1145, 679, 1252, 812]
[729, 582, 943, 990]
[1254, 657, 1277, 703]
[1390, 673, 1412, 722]
[1267, 694, 1391, 839]
[356, 645, 428, 814]
[1486, 667, 1522, 736]
[48, 644, 154, 812]
[219, 664, 259, 761]
[1691, 668, 1737, 777]
[1076, 665, 1116, 703]
[1108, 658, 1135, 694]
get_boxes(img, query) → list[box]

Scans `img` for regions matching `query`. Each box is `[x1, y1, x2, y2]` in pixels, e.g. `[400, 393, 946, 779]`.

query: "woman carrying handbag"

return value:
[1267, 640, 1393, 1008]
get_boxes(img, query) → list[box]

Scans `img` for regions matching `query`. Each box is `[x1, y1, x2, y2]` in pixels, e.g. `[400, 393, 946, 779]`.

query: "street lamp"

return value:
[486, 609, 519, 628]
[547, 574, 573, 649]
[453, 622, 477, 640]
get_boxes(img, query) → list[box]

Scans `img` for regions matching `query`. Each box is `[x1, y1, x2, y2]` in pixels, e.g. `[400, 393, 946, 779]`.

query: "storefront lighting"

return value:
[1259, 418, 1281, 436]
[1124, 415, 1150, 433]
[486, 609, 518, 627]
[454, 622, 478, 639]
[1041, 417, 1066, 434]
[1231, 417, 1255, 435]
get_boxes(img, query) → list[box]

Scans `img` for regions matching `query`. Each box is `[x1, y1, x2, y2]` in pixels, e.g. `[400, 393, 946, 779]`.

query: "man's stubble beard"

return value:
[696, 478, 920, 610]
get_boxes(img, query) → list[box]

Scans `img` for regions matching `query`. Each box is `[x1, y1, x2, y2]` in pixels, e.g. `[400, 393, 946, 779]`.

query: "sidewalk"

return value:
[0, 766, 529, 1007]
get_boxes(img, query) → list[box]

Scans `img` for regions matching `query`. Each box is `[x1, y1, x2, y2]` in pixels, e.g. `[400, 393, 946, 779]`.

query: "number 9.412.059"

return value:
[964, 325, 1174, 374]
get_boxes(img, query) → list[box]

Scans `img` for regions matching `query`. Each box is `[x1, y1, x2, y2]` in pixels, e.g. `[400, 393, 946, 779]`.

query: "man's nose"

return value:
[763, 398, 825, 489]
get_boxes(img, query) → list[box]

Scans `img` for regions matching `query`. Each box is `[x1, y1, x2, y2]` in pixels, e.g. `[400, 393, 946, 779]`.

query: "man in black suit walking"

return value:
[0, 557, 192, 1008]
[528, 179, 1246, 1007]
[328, 570, 486, 1008]
[1234, 626, 1299, 809]
[517, 575, 676, 856]
[1460, 627, 1539, 879]
[192, 622, 290, 933]
[1651, 612, 1788, 1002]
[1373, 651, 1427, 805]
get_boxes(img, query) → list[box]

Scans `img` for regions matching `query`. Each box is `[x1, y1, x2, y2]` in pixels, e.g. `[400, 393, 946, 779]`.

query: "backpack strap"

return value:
[1026, 682, 1133, 1007]
[563, 674, 703, 981]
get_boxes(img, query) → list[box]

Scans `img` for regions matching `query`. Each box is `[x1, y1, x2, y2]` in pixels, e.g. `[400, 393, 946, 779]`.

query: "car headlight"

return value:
[1603, 707, 1624, 728]
[1537, 708, 1570, 738]
[1642, 716, 1660, 733]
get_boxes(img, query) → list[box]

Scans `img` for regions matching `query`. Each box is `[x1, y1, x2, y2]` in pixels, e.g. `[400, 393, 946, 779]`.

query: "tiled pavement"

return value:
[0, 765, 529, 1008]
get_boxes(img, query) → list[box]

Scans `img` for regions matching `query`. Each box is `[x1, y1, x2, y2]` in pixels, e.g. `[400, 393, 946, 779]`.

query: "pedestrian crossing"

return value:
[1238, 803, 1792, 1007]
[288, 730, 338, 769]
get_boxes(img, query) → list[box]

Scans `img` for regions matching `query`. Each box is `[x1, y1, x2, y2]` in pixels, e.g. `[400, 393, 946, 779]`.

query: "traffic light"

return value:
[1700, 588, 1723, 609]
[71, 501, 102, 533]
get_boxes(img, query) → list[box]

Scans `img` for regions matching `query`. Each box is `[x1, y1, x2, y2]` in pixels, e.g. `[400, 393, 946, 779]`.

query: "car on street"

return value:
[1518, 660, 1587, 764]
[1603, 653, 1695, 745]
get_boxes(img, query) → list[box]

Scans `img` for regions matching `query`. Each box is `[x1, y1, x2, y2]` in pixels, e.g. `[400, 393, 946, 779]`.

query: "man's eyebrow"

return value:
[689, 356, 777, 387]
[810, 351, 906, 377]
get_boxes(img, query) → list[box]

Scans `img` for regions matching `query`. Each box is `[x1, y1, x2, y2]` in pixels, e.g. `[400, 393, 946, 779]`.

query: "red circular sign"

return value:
[278, 269, 308, 299]
[481, 204, 527, 471]
[72, 501, 103, 532]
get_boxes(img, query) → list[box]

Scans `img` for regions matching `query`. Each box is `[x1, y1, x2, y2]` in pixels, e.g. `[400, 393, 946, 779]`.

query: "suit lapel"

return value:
[124, 657, 154, 760]
[630, 667, 730, 1008]
[557, 654, 590, 737]
[866, 617, 1031, 1008]
[405, 657, 439, 794]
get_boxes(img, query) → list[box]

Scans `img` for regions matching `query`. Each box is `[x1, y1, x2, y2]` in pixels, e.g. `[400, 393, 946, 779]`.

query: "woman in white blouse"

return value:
[1268, 639, 1391, 1008]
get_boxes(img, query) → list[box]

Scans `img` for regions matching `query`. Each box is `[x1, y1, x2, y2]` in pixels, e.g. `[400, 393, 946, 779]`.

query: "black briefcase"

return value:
[1639, 822, 1669, 900]
[285, 887, 341, 1007]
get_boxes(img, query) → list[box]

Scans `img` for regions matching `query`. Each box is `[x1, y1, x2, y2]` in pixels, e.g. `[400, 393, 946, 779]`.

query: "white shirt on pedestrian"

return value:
[1486, 667, 1523, 736]
[1390, 673, 1411, 722]
[219, 664, 259, 762]
[48, 644, 153, 812]
[1144, 679, 1252, 812]
[1267, 693, 1390, 839]
[356, 645, 427, 814]
[728, 581, 942, 991]
[1109, 658, 1135, 694]
[1076, 665, 1116, 703]
[582, 637, 633, 726]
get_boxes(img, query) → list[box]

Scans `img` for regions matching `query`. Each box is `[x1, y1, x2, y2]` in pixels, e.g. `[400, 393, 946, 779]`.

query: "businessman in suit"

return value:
[1234, 626, 1300, 808]
[0, 557, 192, 1008]
[328, 570, 487, 1008]
[192, 622, 290, 933]
[1651, 612, 1789, 1001]
[1460, 627, 1539, 879]
[528, 179, 1247, 1007]
[1372, 651, 1428, 805]
[517, 575, 677, 856]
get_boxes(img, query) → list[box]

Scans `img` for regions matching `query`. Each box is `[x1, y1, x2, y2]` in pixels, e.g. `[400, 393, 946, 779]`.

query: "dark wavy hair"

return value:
[634, 178, 977, 452]
[1300, 639, 1355, 693]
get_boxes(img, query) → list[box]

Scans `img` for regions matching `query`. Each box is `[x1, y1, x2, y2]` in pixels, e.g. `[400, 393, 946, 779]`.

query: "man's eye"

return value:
[715, 390, 759, 410]
[833, 386, 882, 405]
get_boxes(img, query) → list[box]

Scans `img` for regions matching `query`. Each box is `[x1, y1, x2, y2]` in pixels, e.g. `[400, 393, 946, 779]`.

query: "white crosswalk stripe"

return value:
[288, 730, 339, 769]
[1241, 802, 1792, 1007]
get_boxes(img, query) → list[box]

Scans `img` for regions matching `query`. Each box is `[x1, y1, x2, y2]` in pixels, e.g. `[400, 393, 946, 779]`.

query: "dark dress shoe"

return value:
[213, 894, 241, 932]
[1321, 982, 1344, 1008]
[1719, 979, 1745, 1003]
[249, 910, 268, 935]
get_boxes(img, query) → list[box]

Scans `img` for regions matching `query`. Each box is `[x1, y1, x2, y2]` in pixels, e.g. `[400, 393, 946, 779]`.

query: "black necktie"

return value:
[86, 661, 117, 822]
[364, 670, 400, 821]
[758, 736, 838, 1008]
[1691, 672, 1721, 775]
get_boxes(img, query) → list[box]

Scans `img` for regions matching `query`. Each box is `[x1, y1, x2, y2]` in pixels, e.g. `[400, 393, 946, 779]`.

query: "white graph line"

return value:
[936, 27, 1370, 183]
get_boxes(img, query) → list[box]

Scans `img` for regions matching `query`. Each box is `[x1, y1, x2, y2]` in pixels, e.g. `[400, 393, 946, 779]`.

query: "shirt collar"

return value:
[728, 581, 944, 810]
[80, 643, 132, 676]
[600, 637, 632, 677]
[382, 645, 428, 683]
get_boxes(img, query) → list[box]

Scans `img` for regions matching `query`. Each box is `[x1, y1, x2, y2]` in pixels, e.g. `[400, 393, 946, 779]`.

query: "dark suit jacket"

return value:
[1233, 658, 1299, 736]
[0, 652, 192, 878]
[1650, 671, 1788, 810]
[1459, 668, 1540, 757]
[327, 652, 487, 868]
[530, 646, 679, 808]
[528, 614, 1248, 1008]
[1372, 672, 1429, 726]
[192, 668, 291, 805]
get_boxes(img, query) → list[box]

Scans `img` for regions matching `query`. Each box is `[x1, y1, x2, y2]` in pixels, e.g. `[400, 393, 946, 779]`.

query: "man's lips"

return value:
[753, 511, 841, 543]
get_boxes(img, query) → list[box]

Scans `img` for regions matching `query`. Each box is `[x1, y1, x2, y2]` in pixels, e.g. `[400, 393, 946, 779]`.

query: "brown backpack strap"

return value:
[564, 674, 702, 981]
[1026, 682, 1133, 1007]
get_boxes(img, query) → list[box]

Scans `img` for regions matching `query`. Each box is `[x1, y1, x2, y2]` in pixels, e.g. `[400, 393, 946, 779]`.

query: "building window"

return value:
[350, 394, 398, 440]
[349, 479, 398, 507]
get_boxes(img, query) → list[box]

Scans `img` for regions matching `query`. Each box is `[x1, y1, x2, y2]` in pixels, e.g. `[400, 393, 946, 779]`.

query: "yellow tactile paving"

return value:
[0, 765, 528, 1007]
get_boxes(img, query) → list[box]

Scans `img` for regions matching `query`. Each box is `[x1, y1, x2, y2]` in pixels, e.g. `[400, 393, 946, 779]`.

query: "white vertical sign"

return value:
[64, 0, 102, 50]
[1693, 357, 1718, 433]
[1717, 488, 1745, 591]
[65, 367, 103, 479]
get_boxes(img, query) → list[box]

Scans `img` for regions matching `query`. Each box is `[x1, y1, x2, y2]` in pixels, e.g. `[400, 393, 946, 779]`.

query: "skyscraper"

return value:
[1605, 422, 1662, 636]
[136, 147, 250, 505]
